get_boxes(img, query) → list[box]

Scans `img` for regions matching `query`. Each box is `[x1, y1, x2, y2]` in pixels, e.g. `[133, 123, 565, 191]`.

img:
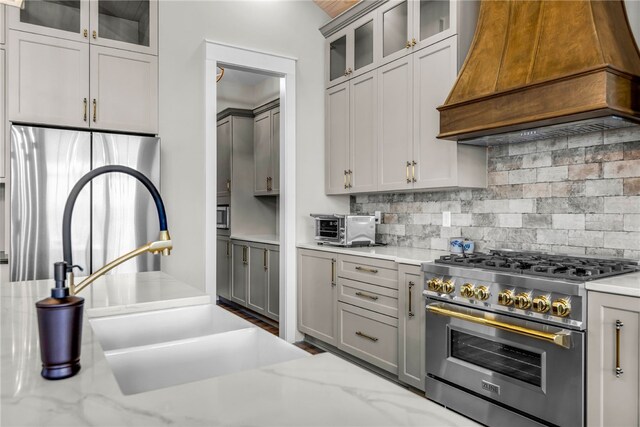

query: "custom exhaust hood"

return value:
[437, 0, 640, 145]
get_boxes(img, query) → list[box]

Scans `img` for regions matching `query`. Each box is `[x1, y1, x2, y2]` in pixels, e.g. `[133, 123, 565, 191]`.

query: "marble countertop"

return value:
[586, 271, 640, 298]
[1, 272, 477, 426]
[297, 242, 450, 266]
[231, 234, 280, 246]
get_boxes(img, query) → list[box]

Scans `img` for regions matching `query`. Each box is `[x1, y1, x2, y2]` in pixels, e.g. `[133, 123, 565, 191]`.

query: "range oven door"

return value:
[425, 300, 584, 427]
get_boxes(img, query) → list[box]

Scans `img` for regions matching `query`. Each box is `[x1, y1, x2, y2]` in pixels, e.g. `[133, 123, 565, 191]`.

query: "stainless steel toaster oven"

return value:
[310, 214, 375, 247]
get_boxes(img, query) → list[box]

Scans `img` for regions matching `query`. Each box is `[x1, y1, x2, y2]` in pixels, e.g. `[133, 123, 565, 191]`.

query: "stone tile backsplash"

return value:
[351, 127, 640, 259]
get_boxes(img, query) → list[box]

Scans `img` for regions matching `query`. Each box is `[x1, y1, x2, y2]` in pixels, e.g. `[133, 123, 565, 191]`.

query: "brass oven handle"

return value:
[92, 99, 97, 122]
[263, 249, 268, 270]
[408, 281, 415, 317]
[426, 305, 571, 348]
[355, 291, 378, 301]
[355, 266, 378, 274]
[331, 258, 336, 286]
[616, 320, 624, 377]
[356, 331, 378, 342]
[83, 98, 87, 122]
[406, 161, 411, 183]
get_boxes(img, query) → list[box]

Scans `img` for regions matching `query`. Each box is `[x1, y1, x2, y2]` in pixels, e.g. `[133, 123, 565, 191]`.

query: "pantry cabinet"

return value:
[216, 235, 231, 300]
[231, 242, 249, 306]
[587, 291, 640, 427]
[253, 102, 279, 196]
[298, 249, 338, 345]
[398, 264, 425, 390]
[247, 243, 279, 321]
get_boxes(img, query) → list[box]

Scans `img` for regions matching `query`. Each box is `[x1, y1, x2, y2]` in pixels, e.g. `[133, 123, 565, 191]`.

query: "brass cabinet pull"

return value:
[616, 320, 624, 377]
[226, 241, 230, 257]
[226, 179, 231, 192]
[412, 161, 417, 182]
[92, 30, 97, 39]
[408, 281, 415, 317]
[242, 246, 248, 264]
[355, 291, 379, 301]
[347, 170, 352, 188]
[92, 99, 97, 122]
[355, 266, 378, 274]
[263, 249, 268, 270]
[83, 98, 87, 122]
[406, 161, 411, 183]
[83, 29, 88, 38]
[411, 38, 417, 47]
[405, 40, 412, 49]
[344, 170, 348, 189]
[331, 258, 336, 286]
[426, 304, 572, 348]
[356, 331, 378, 342]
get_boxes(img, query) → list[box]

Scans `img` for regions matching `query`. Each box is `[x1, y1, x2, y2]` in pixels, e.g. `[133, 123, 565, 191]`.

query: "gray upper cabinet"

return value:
[0, 49, 5, 179]
[298, 249, 338, 346]
[325, 83, 350, 195]
[90, 0, 157, 55]
[8, 0, 89, 43]
[0, 5, 5, 45]
[216, 236, 231, 300]
[217, 117, 232, 198]
[253, 105, 279, 196]
[398, 264, 425, 390]
[379, 0, 411, 66]
[587, 291, 640, 427]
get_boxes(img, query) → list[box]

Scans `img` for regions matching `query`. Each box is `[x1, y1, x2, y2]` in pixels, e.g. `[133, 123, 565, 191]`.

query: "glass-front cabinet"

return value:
[8, 0, 156, 54]
[325, 14, 379, 88]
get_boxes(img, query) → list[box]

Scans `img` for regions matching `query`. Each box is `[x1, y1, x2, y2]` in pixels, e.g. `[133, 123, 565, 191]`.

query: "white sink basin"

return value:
[104, 327, 309, 395]
[89, 303, 309, 395]
[90, 304, 252, 351]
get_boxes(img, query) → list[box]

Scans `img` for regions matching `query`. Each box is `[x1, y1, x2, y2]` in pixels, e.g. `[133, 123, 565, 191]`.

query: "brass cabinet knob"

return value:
[441, 280, 455, 294]
[532, 296, 551, 313]
[427, 278, 442, 292]
[498, 290, 514, 306]
[460, 283, 475, 298]
[514, 293, 532, 310]
[551, 298, 571, 317]
[92, 30, 97, 39]
[411, 37, 417, 46]
[474, 285, 490, 301]
[406, 40, 412, 49]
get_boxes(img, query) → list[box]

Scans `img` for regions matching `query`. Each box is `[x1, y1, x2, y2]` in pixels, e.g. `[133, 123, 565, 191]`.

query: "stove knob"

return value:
[427, 278, 443, 292]
[514, 293, 532, 310]
[474, 286, 490, 301]
[532, 296, 550, 313]
[551, 298, 571, 317]
[498, 290, 514, 306]
[460, 283, 475, 298]
[441, 280, 455, 294]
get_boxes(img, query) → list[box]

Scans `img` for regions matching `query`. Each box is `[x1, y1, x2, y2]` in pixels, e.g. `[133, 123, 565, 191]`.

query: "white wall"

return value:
[159, 1, 349, 290]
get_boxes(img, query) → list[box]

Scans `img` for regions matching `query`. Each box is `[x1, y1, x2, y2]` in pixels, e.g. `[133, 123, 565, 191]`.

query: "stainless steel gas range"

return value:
[422, 250, 638, 427]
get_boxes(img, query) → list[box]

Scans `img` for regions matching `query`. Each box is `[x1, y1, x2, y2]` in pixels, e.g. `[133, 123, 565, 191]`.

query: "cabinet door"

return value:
[325, 29, 351, 88]
[413, 0, 456, 50]
[231, 242, 248, 306]
[325, 82, 350, 195]
[297, 250, 337, 346]
[0, 49, 4, 179]
[398, 264, 425, 390]
[7, 0, 89, 43]
[267, 247, 280, 321]
[587, 292, 640, 427]
[378, 0, 412, 66]
[90, 0, 157, 55]
[217, 117, 232, 197]
[377, 56, 413, 191]
[89, 45, 158, 133]
[8, 31, 89, 128]
[216, 237, 231, 300]
[247, 245, 267, 315]
[349, 70, 378, 193]
[413, 37, 458, 188]
[350, 13, 378, 79]
[270, 108, 280, 195]
[0, 6, 5, 45]
[254, 111, 271, 195]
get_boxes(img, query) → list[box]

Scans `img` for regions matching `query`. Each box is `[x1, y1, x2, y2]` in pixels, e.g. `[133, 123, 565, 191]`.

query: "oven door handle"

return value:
[426, 304, 572, 349]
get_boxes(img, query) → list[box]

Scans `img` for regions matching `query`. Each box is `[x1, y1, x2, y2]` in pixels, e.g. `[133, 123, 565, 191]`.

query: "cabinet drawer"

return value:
[337, 254, 398, 289]
[338, 278, 398, 318]
[338, 302, 398, 374]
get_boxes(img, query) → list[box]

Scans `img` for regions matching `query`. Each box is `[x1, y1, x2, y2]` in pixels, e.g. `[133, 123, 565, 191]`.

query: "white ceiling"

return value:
[220, 68, 276, 86]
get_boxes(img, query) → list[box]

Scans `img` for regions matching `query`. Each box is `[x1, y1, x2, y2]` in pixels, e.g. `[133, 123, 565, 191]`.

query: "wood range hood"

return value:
[438, 0, 640, 145]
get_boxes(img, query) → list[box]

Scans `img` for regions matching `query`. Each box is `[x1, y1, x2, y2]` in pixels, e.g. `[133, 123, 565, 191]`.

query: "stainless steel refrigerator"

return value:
[10, 125, 160, 282]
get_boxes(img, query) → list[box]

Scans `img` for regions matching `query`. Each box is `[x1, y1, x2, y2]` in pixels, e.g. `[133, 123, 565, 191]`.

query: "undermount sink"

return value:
[89, 304, 309, 395]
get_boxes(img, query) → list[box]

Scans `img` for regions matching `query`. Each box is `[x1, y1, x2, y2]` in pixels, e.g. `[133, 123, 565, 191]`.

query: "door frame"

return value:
[204, 41, 297, 342]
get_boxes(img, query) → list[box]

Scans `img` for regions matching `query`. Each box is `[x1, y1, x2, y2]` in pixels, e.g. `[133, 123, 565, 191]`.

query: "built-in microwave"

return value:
[217, 205, 230, 229]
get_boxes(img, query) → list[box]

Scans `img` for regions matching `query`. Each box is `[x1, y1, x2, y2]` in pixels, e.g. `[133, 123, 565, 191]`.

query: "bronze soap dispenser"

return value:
[35, 262, 84, 380]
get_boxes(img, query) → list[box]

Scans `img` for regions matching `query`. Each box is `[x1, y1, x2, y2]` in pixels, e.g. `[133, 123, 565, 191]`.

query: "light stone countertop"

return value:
[586, 271, 640, 298]
[231, 234, 280, 246]
[297, 242, 450, 266]
[1, 272, 478, 427]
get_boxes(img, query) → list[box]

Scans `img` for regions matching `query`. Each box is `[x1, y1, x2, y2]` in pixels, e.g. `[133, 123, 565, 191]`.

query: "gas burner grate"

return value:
[435, 250, 639, 281]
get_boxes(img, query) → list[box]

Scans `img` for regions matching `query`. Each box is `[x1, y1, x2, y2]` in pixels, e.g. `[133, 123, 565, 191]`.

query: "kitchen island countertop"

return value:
[1, 272, 477, 427]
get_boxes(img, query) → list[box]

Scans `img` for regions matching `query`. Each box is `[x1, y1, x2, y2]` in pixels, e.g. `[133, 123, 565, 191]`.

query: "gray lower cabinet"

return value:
[587, 291, 640, 427]
[231, 242, 249, 306]
[298, 249, 338, 346]
[216, 236, 231, 300]
[267, 248, 280, 321]
[247, 242, 280, 321]
[398, 264, 425, 390]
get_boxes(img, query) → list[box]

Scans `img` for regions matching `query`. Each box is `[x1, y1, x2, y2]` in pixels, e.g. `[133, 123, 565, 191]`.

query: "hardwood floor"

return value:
[216, 300, 324, 355]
